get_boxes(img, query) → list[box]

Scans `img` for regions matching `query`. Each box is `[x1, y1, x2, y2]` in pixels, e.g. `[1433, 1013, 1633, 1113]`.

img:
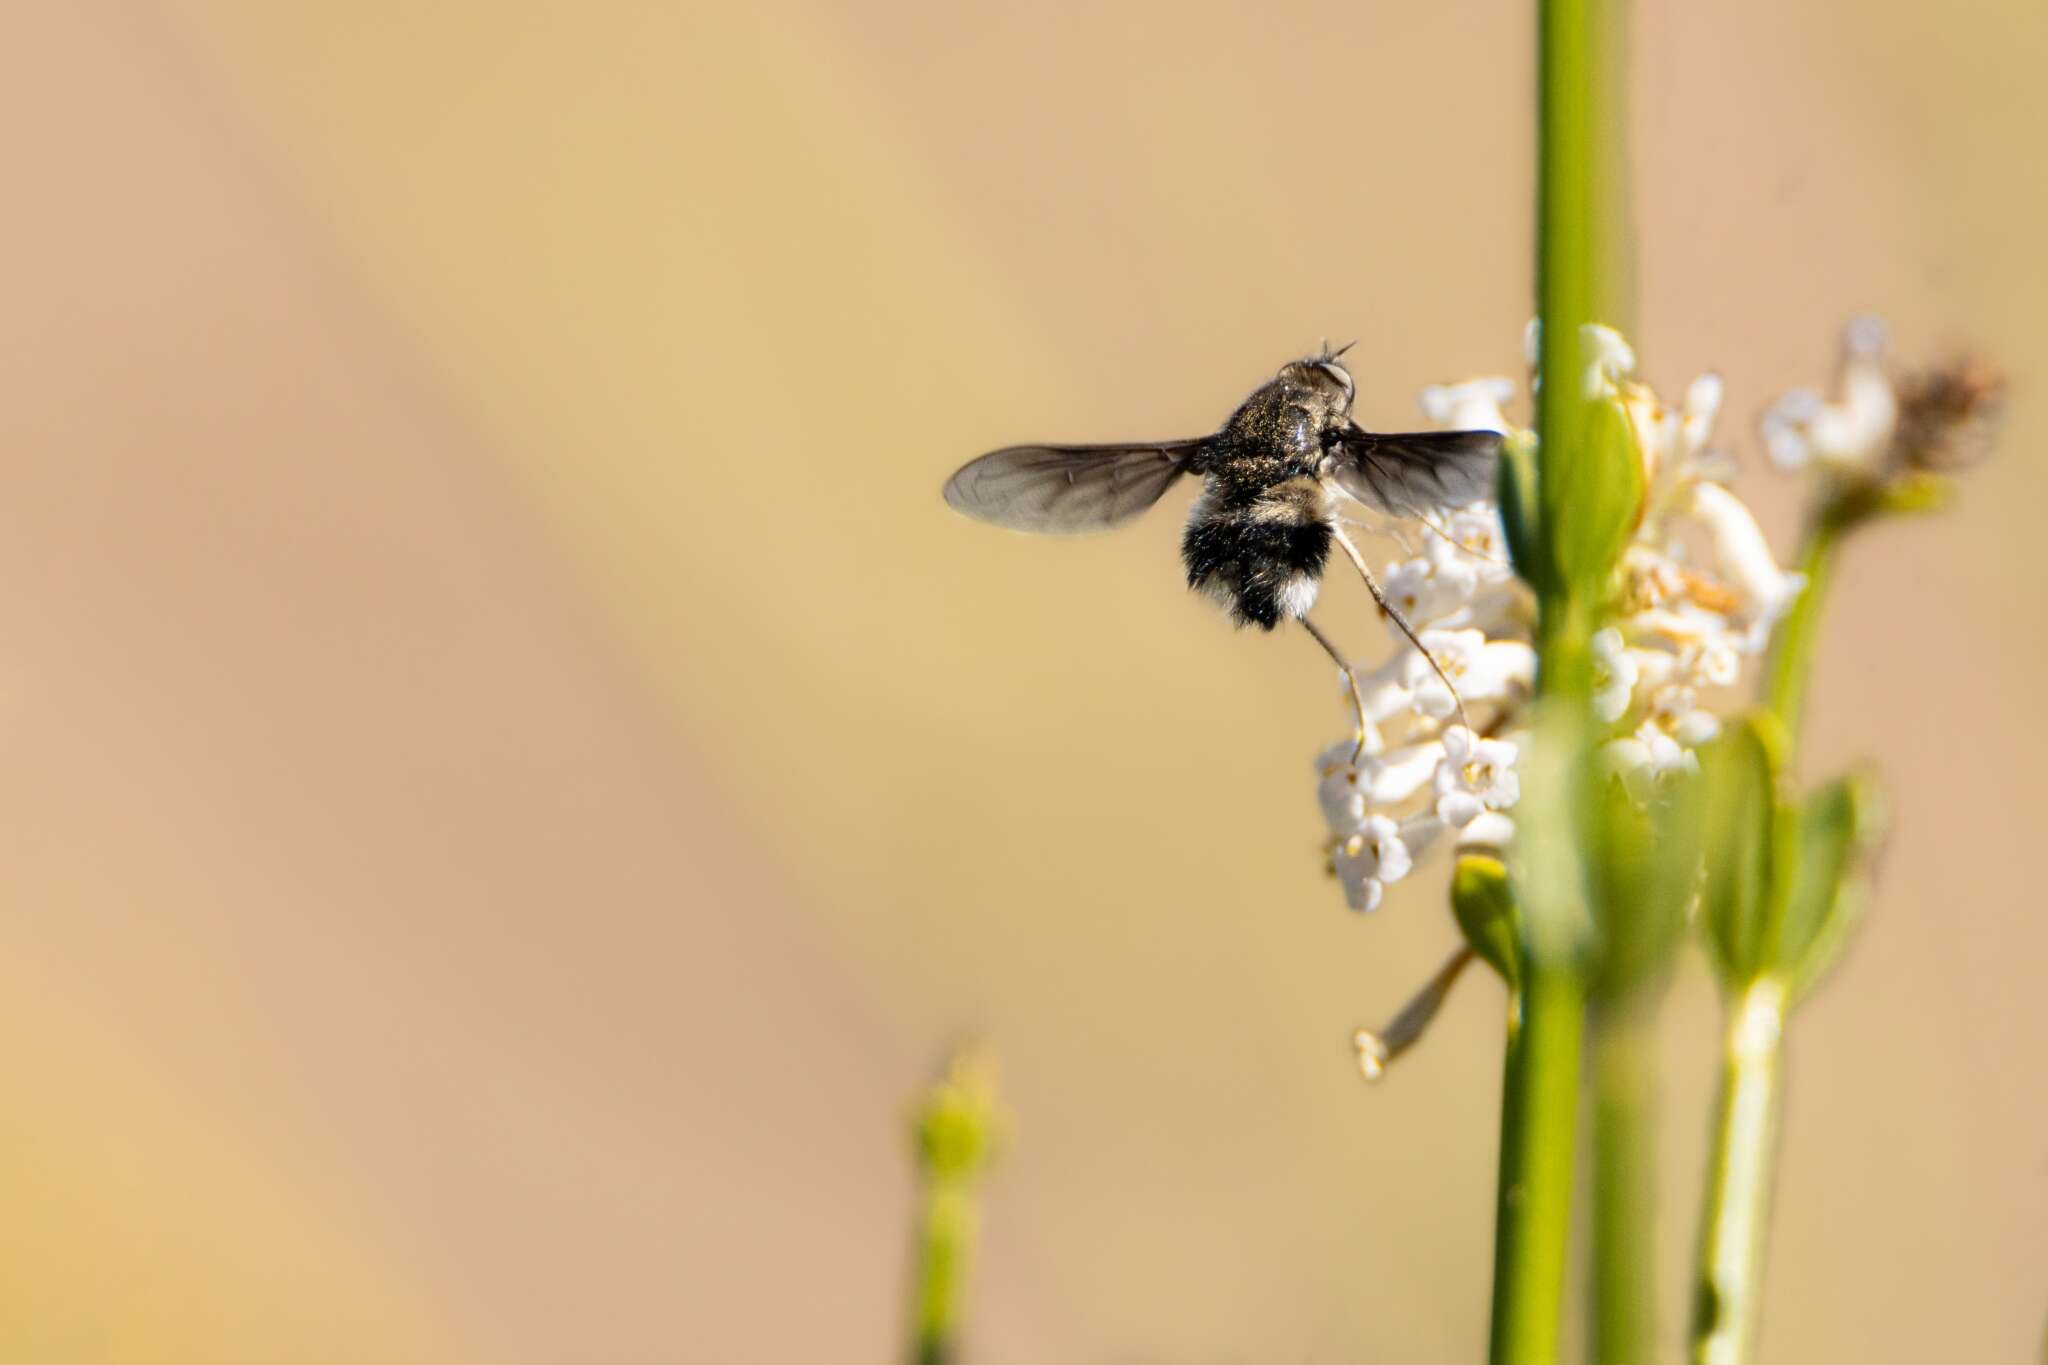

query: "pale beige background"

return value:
[1, 1, 2042, 1361]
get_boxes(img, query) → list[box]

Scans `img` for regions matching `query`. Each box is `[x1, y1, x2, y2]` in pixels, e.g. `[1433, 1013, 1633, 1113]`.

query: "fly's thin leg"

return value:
[1335, 511, 1419, 558]
[1330, 524, 1472, 735]
[1300, 614, 1372, 764]
[1411, 507, 1508, 568]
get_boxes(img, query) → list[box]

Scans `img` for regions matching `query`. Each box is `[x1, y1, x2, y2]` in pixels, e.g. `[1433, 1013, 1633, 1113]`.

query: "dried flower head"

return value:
[1762, 317, 2006, 488]
[1888, 353, 2006, 475]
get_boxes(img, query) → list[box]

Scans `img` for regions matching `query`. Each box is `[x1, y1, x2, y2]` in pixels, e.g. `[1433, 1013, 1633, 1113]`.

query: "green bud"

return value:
[1452, 853, 1522, 987]
[1698, 713, 1788, 988]
[1825, 470, 1951, 535]
[1549, 396, 1646, 596]
[1697, 712, 1888, 1004]
[1872, 471, 1951, 518]
[1497, 428, 1552, 598]
[1781, 772, 1888, 1002]
[912, 1048, 1003, 1181]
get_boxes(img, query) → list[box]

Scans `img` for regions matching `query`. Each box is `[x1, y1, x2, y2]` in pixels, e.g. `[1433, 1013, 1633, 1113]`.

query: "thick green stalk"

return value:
[1490, 0, 1636, 1355]
[1690, 978, 1789, 1365]
[1534, 0, 1633, 635]
[1502, 0, 1630, 1358]
[1488, 965, 1588, 1365]
[1589, 1003, 1657, 1365]
[1494, 0, 1633, 1357]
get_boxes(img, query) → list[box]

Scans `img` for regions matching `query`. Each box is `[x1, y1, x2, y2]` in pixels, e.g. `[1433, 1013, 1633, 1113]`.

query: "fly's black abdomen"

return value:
[1181, 488, 1333, 630]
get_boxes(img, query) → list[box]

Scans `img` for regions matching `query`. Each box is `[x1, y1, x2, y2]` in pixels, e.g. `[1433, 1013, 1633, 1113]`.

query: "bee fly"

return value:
[942, 348, 1502, 746]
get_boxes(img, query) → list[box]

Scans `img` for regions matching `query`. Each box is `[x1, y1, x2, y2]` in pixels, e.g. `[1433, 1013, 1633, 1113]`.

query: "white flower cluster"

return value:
[1315, 325, 1809, 912]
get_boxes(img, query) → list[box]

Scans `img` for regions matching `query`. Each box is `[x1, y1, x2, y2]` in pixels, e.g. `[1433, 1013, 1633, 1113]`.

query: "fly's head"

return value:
[1276, 347, 1357, 435]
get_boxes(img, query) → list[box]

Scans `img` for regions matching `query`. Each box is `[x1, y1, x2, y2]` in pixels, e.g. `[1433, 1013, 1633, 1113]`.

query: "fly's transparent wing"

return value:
[1326, 428, 1501, 516]
[942, 440, 1202, 533]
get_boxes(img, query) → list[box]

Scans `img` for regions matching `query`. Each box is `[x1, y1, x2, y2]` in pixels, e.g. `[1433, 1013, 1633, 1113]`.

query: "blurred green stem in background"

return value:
[1589, 1002, 1657, 1365]
[1691, 481, 1891, 1364]
[1490, 0, 1632, 1358]
[1764, 473, 1945, 757]
[1761, 502, 1852, 757]
[911, 1182, 972, 1365]
[906, 1048, 1002, 1365]
[1690, 978, 1787, 1365]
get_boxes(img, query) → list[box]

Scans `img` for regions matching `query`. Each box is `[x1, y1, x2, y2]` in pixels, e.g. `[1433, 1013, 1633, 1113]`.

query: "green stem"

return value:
[909, 1176, 975, 1365]
[1690, 978, 1789, 1365]
[1761, 504, 1851, 756]
[1489, 965, 1588, 1365]
[1589, 1002, 1657, 1365]
[1535, 595, 1598, 709]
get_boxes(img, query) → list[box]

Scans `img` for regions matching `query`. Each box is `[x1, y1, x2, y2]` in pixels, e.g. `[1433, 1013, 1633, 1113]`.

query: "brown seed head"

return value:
[1888, 354, 2006, 475]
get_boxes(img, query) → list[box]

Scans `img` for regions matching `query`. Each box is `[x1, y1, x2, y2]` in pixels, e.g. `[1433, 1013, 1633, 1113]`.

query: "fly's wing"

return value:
[1326, 428, 1501, 517]
[942, 440, 1202, 533]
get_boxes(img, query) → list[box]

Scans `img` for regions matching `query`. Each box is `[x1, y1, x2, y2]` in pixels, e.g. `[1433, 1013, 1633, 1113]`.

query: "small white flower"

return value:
[1427, 507, 1515, 590]
[1315, 741, 1448, 837]
[1679, 374, 1725, 461]
[1521, 318, 1643, 394]
[1632, 647, 1677, 694]
[1761, 316, 1898, 474]
[1583, 323, 1639, 398]
[1679, 634, 1742, 689]
[1591, 627, 1639, 723]
[1316, 755, 1370, 836]
[1605, 720, 1700, 803]
[1433, 726, 1521, 827]
[1368, 744, 1446, 805]
[1458, 810, 1517, 851]
[1380, 556, 1471, 626]
[1397, 812, 1450, 864]
[1434, 508, 1507, 562]
[1622, 546, 1687, 611]
[1647, 685, 1721, 746]
[1689, 482, 1807, 626]
[1340, 874, 1386, 913]
[1419, 377, 1517, 433]
[1401, 629, 1536, 718]
[1335, 815, 1414, 913]
[1340, 815, 1414, 882]
[1761, 389, 1821, 470]
[1434, 787, 1481, 831]
[1628, 369, 1728, 493]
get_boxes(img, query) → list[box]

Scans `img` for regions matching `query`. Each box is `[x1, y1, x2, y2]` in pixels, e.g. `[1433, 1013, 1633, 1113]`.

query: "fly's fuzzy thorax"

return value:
[1217, 376, 1335, 474]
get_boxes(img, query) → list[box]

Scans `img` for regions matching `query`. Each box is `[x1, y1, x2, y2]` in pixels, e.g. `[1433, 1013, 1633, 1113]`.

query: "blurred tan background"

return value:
[2, 0, 2043, 1361]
